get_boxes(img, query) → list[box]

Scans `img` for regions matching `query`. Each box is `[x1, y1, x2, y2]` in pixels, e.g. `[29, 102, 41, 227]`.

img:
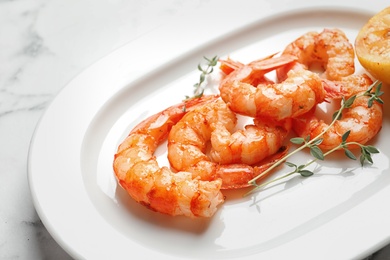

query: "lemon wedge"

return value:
[355, 7, 390, 85]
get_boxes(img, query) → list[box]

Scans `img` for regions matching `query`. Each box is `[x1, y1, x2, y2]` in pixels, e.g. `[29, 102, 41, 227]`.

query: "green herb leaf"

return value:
[285, 161, 297, 169]
[365, 81, 384, 107]
[311, 138, 323, 146]
[365, 153, 374, 164]
[199, 73, 205, 83]
[310, 146, 324, 160]
[332, 110, 342, 120]
[344, 148, 356, 160]
[344, 95, 356, 108]
[364, 145, 380, 154]
[359, 154, 365, 166]
[368, 98, 374, 108]
[290, 137, 305, 145]
[341, 130, 351, 143]
[299, 170, 314, 177]
[360, 153, 372, 165]
[376, 97, 384, 105]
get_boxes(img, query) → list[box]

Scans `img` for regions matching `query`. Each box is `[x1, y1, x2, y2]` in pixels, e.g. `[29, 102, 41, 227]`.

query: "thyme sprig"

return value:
[246, 81, 383, 196]
[185, 55, 218, 100]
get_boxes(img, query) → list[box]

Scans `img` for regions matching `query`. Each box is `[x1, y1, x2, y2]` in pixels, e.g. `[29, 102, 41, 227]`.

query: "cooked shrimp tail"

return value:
[219, 58, 245, 75]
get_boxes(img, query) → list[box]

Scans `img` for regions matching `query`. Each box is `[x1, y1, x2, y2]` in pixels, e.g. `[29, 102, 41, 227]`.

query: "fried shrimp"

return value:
[167, 98, 290, 189]
[113, 95, 224, 218]
[293, 83, 383, 150]
[219, 59, 326, 120]
[276, 28, 355, 82]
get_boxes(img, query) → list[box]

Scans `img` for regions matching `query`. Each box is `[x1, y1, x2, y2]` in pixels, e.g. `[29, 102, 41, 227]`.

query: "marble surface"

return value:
[1, 0, 389, 259]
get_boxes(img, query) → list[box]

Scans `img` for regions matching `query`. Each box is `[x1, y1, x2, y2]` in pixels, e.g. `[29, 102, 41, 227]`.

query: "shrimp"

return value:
[219, 59, 327, 120]
[293, 83, 383, 150]
[276, 28, 373, 100]
[167, 98, 291, 189]
[276, 28, 355, 82]
[113, 95, 224, 218]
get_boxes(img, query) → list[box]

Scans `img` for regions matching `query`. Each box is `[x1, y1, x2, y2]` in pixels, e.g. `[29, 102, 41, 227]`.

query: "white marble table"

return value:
[1, 0, 389, 259]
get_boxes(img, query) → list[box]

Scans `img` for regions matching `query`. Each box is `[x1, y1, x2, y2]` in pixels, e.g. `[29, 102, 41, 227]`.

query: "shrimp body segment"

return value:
[210, 117, 291, 165]
[113, 95, 225, 218]
[293, 87, 383, 150]
[220, 63, 326, 120]
[167, 98, 291, 189]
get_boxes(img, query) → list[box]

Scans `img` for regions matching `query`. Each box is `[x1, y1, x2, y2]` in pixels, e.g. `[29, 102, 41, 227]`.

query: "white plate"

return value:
[28, 1, 390, 259]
